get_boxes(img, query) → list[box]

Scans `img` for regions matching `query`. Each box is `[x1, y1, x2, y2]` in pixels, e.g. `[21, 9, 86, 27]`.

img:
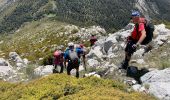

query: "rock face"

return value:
[9, 52, 29, 69]
[141, 68, 170, 100]
[0, 58, 17, 81]
[87, 59, 99, 68]
[34, 65, 54, 76]
[0, 64, 13, 76]
[0, 58, 8, 66]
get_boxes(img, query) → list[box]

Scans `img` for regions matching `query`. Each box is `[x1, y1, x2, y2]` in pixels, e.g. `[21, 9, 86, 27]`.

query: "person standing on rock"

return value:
[53, 46, 65, 73]
[120, 11, 154, 69]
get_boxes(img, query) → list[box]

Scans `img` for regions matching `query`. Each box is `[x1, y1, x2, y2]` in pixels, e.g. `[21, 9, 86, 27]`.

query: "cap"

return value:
[68, 42, 74, 47]
[131, 11, 140, 17]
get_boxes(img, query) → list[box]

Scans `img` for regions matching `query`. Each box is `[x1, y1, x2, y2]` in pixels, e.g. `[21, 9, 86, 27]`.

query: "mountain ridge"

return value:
[0, 0, 170, 34]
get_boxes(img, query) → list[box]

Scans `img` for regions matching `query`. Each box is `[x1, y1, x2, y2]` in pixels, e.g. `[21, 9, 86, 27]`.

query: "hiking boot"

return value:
[119, 60, 129, 70]
[53, 69, 59, 73]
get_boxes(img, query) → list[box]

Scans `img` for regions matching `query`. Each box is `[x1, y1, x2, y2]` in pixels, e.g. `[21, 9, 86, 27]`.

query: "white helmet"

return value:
[68, 42, 74, 47]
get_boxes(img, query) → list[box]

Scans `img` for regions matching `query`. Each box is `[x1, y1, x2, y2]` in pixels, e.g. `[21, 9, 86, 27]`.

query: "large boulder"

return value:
[9, 52, 29, 68]
[88, 46, 103, 59]
[147, 82, 170, 100]
[103, 40, 113, 54]
[0, 58, 8, 66]
[9, 52, 23, 63]
[141, 68, 170, 83]
[0, 65, 13, 76]
[34, 65, 53, 76]
[155, 24, 170, 35]
[0, 59, 15, 78]
[141, 68, 170, 100]
[87, 59, 99, 68]
[106, 34, 118, 44]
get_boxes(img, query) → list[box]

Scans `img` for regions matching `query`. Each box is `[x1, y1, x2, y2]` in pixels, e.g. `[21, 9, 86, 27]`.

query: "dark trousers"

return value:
[125, 40, 137, 56]
[67, 62, 79, 78]
[54, 63, 64, 73]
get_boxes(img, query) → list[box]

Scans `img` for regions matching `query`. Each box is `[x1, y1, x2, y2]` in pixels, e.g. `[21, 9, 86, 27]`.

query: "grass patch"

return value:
[0, 19, 69, 63]
[160, 60, 170, 69]
[0, 74, 156, 100]
[144, 42, 170, 69]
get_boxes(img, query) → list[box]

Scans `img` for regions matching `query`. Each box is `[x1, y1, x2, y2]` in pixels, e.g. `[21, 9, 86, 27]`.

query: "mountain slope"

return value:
[0, 74, 156, 100]
[0, 0, 170, 34]
[0, 18, 70, 63]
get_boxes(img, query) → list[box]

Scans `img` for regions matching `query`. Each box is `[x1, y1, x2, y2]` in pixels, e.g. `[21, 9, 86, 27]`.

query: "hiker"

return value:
[76, 43, 87, 71]
[120, 11, 154, 69]
[90, 34, 97, 46]
[64, 42, 83, 78]
[53, 47, 64, 73]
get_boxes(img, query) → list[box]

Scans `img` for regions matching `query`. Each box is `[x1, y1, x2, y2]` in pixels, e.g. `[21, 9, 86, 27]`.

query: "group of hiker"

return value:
[52, 10, 155, 77]
[52, 35, 98, 78]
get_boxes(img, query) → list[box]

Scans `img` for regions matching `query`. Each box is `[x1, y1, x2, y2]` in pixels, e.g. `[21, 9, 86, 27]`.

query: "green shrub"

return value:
[0, 74, 157, 100]
[160, 60, 170, 69]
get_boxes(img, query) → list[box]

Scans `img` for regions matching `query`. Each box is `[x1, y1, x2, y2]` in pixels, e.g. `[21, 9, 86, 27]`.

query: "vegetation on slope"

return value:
[1, 0, 170, 34]
[0, 18, 71, 64]
[0, 18, 91, 65]
[0, 74, 156, 100]
[0, 0, 134, 33]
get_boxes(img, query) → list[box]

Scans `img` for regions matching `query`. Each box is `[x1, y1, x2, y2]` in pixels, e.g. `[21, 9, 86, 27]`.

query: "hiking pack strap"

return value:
[135, 23, 139, 40]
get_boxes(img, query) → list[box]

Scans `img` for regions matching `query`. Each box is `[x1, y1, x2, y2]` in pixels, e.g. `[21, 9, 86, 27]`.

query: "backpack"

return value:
[54, 50, 61, 57]
[68, 49, 79, 65]
[53, 50, 63, 63]
[136, 21, 155, 45]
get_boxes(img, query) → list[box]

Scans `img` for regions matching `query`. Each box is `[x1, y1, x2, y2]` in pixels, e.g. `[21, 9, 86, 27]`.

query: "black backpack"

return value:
[136, 22, 155, 45]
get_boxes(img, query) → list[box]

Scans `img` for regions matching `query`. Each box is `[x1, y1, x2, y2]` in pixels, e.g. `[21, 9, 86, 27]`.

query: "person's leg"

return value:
[54, 64, 57, 69]
[121, 41, 135, 69]
[67, 63, 71, 75]
[53, 65, 58, 73]
[60, 63, 64, 73]
[75, 66, 79, 78]
[125, 52, 131, 62]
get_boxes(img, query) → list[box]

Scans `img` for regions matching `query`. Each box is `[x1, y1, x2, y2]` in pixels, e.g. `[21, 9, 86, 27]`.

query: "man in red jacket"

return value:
[120, 11, 146, 69]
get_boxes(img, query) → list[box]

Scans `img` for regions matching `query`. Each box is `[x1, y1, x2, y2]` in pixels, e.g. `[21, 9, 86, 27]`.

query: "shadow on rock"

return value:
[126, 66, 149, 84]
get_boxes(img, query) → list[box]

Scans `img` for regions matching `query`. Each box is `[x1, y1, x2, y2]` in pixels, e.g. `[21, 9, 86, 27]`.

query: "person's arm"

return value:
[132, 29, 146, 49]
[64, 59, 68, 68]
[137, 29, 146, 45]
[63, 52, 68, 68]
[132, 23, 146, 49]
[82, 54, 86, 70]
[82, 49, 87, 71]
[137, 23, 146, 45]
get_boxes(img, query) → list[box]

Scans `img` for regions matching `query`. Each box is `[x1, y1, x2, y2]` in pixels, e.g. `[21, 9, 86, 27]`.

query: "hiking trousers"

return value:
[67, 62, 79, 78]
[54, 63, 64, 73]
[125, 40, 137, 56]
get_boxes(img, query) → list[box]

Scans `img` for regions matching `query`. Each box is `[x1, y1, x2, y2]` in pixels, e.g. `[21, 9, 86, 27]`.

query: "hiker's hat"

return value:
[131, 11, 140, 17]
[68, 42, 74, 47]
